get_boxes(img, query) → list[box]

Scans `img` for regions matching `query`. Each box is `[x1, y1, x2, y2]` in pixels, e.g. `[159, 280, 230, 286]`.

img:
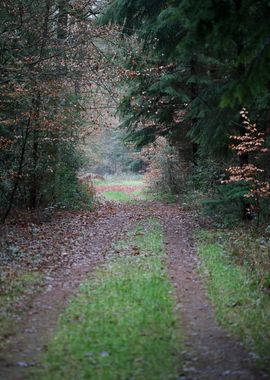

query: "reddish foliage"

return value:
[223, 109, 270, 199]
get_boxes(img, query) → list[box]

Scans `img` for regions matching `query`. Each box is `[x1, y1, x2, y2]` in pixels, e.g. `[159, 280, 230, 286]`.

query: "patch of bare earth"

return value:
[0, 197, 268, 380]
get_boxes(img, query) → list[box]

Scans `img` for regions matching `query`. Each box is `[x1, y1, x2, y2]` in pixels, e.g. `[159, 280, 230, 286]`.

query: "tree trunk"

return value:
[190, 57, 199, 165]
[29, 128, 39, 209]
[57, 0, 68, 40]
[174, 125, 193, 193]
[29, 92, 42, 209]
[234, 0, 251, 220]
[1, 117, 31, 223]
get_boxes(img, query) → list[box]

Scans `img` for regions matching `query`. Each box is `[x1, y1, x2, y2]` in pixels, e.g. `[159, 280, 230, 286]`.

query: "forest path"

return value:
[0, 202, 134, 380]
[0, 195, 265, 379]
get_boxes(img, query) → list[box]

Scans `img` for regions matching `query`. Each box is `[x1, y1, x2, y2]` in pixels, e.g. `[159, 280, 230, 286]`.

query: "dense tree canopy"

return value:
[101, 0, 270, 219]
[102, 0, 270, 154]
[0, 0, 111, 220]
[1, 0, 269, 221]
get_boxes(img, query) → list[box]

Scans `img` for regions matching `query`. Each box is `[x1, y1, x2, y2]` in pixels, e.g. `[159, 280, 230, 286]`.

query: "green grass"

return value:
[38, 219, 181, 380]
[94, 174, 179, 203]
[0, 270, 42, 349]
[103, 191, 133, 202]
[94, 174, 144, 187]
[197, 231, 270, 370]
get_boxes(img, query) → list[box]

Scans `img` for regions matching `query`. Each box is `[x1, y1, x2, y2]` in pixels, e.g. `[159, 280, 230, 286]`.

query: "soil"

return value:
[0, 197, 268, 380]
[164, 209, 268, 380]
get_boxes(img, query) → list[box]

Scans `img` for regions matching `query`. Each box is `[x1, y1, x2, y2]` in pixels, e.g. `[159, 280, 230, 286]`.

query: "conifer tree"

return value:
[102, 0, 270, 215]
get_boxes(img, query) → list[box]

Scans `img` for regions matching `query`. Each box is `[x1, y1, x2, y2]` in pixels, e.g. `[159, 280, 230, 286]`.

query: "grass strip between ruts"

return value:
[38, 219, 181, 380]
[197, 231, 270, 371]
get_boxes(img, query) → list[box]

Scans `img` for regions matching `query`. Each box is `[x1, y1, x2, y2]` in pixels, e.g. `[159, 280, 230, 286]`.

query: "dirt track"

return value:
[0, 200, 267, 379]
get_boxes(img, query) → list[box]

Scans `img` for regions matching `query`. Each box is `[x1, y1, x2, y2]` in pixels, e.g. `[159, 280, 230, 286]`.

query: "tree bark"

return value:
[29, 128, 39, 209]
[190, 57, 199, 165]
[234, 0, 251, 220]
[1, 117, 31, 223]
[57, 0, 68, 40]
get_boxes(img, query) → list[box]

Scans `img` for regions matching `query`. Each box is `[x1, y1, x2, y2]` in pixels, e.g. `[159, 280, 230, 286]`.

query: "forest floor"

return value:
[0, 181, 268, 379]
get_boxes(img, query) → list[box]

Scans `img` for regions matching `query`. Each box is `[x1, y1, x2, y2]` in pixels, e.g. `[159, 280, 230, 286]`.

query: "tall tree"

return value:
[102, 0, 270, 200]
[0, 0, 113, 220]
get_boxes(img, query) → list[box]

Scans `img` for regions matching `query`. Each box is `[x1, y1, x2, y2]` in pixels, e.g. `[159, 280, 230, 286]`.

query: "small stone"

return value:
[16, 361, 29, 367]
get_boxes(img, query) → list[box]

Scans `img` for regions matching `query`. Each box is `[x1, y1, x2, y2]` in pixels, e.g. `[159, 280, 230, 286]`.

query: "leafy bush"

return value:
[143, 137, 186, 197]
[198, 231, 270, 368]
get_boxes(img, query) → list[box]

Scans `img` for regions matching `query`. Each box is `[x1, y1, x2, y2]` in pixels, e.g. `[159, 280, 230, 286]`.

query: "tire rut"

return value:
[0, 207, 134, 380]
[0, 201, 268, 380]
[165, 211, 268, 380]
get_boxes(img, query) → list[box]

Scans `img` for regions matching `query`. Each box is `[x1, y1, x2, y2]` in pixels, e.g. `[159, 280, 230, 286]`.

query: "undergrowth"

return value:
[142, 191, 178, 204]
[219, 228, 270, 289]
[38, 219, 181, 380]
[197, 230, 270, 371]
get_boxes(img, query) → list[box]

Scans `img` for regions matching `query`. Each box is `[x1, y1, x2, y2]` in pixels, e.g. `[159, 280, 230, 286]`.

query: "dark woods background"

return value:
[0, 0, 108, 221]
[1, 0, 270, 225]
